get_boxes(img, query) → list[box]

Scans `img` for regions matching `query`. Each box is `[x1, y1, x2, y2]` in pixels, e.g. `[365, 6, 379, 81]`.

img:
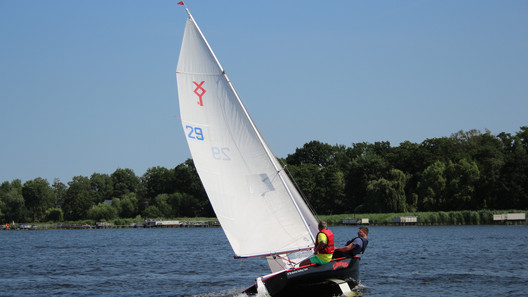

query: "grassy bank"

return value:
[319, 210, 528, 226]
[6, 217, 219, 230]
[6, 210, 527, 230]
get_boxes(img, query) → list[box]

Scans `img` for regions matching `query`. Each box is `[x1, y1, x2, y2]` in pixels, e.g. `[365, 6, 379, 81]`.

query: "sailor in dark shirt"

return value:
[333, 227, 369, 258]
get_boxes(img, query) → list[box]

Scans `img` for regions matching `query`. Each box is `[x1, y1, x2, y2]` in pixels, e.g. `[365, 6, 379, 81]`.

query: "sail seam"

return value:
[176, 71, 223, 76]
[181, 119, 209, 127]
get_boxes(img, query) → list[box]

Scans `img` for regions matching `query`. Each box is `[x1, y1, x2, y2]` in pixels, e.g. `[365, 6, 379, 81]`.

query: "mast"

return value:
[182, 9, 316, 247]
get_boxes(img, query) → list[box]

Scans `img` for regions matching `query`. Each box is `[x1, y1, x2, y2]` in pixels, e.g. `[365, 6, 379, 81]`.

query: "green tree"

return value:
[168, 192, 200, 217]
[22, 178, 56, 222]
[469, 131, 505, 209]
[417, 161, 447, 211]
[142, 166, 175, 201]
[111, 168, 138, 198]
[366, 169, 407, 213]
[286, 163, 320, 213]
[154, 194, 172, 218]
[345, 152, 390, 212]
[316, 165, 346, 214]
[286, 161, 348, 215]
[0, 180, 27, 222]
[387, 141, 422, 173]
[119, 193, 138, 218]
[420, 137, 459, 165]
[0, 197, 5, 221]
[2, 127, 527, 218]
[52, 179, 67, 205]
[445, 159, 480, 210]
[173, 159, 211, 217]
[142, 205, 163, 218]
[90, 173, 114, 204]
[111, 198, 122, 215]
[87, 202, 117, 221]
[0, 181, 9, 221]
[62, 176, 93, 220]
[386, 141, 423, 209]
[45, 208, 63, 222]
[498, 128, 528, 209]
[286, 140, 338, 167]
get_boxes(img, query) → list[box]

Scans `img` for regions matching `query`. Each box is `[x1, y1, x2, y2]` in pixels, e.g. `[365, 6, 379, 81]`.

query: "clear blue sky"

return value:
[1, 0, 527, 184]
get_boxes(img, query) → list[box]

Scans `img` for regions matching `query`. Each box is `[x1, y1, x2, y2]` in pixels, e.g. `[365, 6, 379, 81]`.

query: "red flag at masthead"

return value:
[178, 1, 184, 5]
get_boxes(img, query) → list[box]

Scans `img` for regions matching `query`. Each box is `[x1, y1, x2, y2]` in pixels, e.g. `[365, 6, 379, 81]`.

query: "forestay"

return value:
[176, 13, 318, 258]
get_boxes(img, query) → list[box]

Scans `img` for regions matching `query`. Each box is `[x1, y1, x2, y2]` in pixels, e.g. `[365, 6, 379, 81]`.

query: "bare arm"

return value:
[314, 241, 327, 254]
[335, 242, 355, 253]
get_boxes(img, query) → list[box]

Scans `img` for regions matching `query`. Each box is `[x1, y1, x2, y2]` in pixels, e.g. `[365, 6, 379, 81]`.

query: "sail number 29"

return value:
[185, 125, 230, 161]
[185, 125, 204, 140]
[212, 147, 231, 161]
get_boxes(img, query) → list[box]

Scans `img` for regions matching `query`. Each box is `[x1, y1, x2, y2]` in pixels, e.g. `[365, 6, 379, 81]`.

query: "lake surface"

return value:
[1, 225, 527, 296]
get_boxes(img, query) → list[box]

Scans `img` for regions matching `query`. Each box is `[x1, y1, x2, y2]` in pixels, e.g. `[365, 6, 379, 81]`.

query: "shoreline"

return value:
[2, 220, 526, 231]
[3, 210, 526, 231]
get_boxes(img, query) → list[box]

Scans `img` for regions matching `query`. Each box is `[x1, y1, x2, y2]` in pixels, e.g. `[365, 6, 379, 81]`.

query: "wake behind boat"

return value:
[175, 6, 361, 296]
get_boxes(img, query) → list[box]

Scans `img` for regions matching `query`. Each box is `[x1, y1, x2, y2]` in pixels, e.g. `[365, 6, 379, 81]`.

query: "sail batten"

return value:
[176, 13, 318, 259]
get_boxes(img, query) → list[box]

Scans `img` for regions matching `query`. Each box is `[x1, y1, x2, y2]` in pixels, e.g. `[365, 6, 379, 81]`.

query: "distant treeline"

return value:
[1, 127, 527, 223]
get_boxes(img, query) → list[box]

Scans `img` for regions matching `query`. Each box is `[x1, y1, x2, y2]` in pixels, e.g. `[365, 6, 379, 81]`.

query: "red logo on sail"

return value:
[193, 81, 206, 106]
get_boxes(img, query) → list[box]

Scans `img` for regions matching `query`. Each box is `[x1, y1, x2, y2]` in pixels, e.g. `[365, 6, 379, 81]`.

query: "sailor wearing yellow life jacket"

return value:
[299, 221, 334, 266]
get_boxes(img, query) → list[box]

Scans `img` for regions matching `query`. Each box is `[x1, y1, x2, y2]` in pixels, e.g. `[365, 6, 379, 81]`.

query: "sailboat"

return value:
[176, 8, 361, 297]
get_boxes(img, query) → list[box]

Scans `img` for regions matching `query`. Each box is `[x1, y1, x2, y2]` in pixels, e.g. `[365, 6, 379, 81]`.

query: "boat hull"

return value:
[244, 256, 360, 297]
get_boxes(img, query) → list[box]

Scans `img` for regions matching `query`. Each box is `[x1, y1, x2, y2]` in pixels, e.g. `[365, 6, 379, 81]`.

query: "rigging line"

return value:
[279, 159, 319, 220]
[274, 254, 297, 266]
[268, 254, 297, 271]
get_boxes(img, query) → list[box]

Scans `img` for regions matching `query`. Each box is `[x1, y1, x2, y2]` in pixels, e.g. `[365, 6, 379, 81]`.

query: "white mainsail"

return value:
[176, 11, 318, 260]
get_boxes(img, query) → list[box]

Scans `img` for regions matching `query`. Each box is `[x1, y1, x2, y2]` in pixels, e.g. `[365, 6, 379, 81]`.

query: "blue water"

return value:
[1, 225, 527, 296]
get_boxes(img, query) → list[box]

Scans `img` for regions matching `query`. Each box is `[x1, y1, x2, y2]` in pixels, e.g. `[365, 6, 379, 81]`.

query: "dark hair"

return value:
[359, 226, 369, 235]
[318, 221, 328, 229]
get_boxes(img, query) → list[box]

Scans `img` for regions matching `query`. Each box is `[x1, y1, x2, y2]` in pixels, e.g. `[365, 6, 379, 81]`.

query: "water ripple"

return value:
[1, 226, 527, 296]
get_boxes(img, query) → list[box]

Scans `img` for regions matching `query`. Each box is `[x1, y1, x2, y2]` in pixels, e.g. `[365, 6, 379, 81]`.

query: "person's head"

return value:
[318, 221, 328, 230]
[358, 227, 369, 237]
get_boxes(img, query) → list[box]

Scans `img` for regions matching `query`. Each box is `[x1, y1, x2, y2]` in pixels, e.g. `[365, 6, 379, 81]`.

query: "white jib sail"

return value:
[176, 13, 318, 259]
